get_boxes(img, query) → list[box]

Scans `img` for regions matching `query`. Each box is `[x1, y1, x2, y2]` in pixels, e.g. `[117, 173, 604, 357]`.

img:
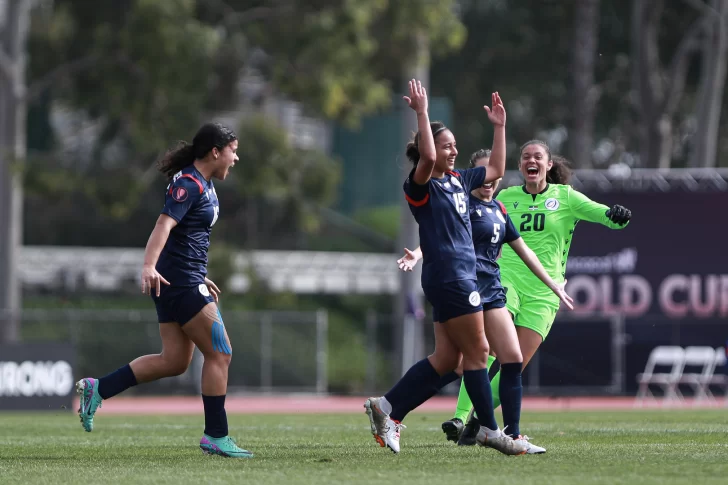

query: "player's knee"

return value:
[168, 359, 190, 377]
[428, 348, 460, 374]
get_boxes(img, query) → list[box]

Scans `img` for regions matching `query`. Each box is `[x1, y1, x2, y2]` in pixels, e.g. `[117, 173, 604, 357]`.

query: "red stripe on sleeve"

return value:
[179, 174, 204, 194]
[405, 193, 430, 207]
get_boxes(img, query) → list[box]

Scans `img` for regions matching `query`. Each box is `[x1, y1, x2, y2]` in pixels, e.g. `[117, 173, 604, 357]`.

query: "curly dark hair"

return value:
[519, 139, 572, 185]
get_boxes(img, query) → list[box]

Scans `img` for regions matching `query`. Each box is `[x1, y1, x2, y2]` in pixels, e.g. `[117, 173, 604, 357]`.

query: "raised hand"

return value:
[403, 79, 429, 115]
[483, 92, 506, 127]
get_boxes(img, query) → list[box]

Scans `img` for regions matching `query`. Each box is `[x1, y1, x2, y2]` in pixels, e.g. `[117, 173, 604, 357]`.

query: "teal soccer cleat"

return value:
[76, 378, 103, 432]
[200, 435, 254, 458]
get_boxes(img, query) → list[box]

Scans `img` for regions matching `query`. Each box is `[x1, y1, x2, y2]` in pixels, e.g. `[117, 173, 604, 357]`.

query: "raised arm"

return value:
[507, 237, 574, 309]
[568, 188, 631, 229]
[484, 92, 507, 183]
[404, 80, 437, 186]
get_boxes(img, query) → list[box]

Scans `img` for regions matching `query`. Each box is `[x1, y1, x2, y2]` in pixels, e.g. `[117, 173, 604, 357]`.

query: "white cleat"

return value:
[514, 435, 546, 454]
[363, 397, 405, 453]
[476, 426, 528, 456]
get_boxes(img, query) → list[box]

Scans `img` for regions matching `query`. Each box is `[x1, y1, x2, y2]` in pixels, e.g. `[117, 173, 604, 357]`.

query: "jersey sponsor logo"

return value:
[495, 210, 506, 223]
[198, 284, 210, 297]
[172, 186, 188, 202]
[476, 209, 482, 217]
[486, 207, 493, 214]
[545, 198, 560, 210]
[468, 291, 481, 307]
[513, 202, 519, 208]
[528, 205, 539, 211]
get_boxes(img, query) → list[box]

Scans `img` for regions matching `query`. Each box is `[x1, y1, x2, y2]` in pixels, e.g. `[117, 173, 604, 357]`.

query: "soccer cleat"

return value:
[76, 378, 103, 432]
[364, 397, 405, 453]
[200, 435, 254, 458]
[476, 426, 528, 456]
[514, 435, 546, 454]
[441, 417, 464, 443]
[457, 410, 480, 446]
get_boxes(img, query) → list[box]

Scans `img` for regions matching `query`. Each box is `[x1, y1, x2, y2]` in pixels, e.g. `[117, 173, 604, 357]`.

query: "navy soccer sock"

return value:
[462, 368, 498, 431]
[499, 362, 523, 437]
[390, 370, 460, 422]
[202, 394, 229, 438]
[385, 358, 440, 421]
[97, 364, 138, 400]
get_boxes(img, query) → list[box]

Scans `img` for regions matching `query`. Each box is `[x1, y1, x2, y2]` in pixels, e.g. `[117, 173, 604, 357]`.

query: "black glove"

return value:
[605, 204, 631, 226]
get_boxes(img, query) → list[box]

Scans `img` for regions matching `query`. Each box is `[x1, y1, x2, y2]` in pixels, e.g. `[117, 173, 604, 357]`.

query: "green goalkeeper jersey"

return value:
[496, 184, 628, 302]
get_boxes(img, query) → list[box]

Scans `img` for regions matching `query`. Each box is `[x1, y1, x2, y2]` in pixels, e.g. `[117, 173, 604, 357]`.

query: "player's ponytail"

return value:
[547, 155, 573, 185]
[157, 142, 196, 179]
[157, 122, 237, 179]
[406, 121, 448, 166]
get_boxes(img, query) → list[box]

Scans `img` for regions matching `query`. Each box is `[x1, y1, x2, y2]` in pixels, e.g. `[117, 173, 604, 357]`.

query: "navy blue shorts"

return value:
[423, 279, 483, 323]
[151, 284, 215, 325]
[477, 274, 507, 311]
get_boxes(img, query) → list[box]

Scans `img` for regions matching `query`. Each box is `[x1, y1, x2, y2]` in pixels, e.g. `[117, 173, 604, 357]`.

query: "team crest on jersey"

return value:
[172, 186, 188, 202]
[450, 177, 462, 189]
[496, 210, 506, 223]
[545, 198, 560, 210]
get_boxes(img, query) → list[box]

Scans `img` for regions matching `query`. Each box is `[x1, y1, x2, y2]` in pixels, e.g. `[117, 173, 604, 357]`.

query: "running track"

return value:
[71, 395, 727, 415]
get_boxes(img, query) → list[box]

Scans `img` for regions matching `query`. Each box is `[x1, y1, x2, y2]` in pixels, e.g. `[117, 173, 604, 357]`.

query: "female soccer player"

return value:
[364, 79, 529, 456]
[397, 149, 573, 454]
[75, 122, 253, 458]
[433, 141, 632, 447]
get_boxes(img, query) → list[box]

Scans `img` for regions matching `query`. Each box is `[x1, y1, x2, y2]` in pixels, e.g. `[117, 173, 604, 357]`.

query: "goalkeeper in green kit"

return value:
[435, 140, 631, 447]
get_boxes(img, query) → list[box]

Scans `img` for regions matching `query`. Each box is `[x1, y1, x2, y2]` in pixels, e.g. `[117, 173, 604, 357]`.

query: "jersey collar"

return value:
[521, 183, 550, 200]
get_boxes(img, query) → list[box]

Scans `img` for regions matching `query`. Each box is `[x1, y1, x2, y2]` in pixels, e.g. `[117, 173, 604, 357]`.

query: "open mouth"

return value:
[526, 166, 538, 175]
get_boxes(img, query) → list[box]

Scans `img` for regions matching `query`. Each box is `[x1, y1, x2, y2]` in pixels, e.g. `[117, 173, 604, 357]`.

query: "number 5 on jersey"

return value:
[452, 193, 466, 214]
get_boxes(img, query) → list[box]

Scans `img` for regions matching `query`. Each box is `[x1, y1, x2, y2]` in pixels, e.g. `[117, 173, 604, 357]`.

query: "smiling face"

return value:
[519, 142, 553, 185]
[211, 139, 238, 180]
[471, 155, 500, 200]
[434, 129, 458, 173]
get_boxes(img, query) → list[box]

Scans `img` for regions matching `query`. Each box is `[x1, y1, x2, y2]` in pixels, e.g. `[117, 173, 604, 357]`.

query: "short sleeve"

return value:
[161, 175, 204, 222]
[458, 166, 486, 191]
[403, 169, 430, 207]
[495, 200, 520, 242]
[503, 215, 520, 243]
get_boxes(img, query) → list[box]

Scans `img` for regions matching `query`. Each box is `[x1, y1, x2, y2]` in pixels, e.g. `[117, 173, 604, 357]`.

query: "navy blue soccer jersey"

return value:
[156, 166, 220, 287]
[403, 166, 486, 284]
[469, 195, 520, 280]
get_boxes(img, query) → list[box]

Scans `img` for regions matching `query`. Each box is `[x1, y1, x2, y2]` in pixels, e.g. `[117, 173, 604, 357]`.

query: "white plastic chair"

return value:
[677, 346, 720, 402]
[708, 347, 727, 405]
[635, 346, 685, 406]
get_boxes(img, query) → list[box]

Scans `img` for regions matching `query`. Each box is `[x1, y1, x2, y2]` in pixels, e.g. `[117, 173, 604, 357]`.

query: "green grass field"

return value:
[1, 410, 727, 484]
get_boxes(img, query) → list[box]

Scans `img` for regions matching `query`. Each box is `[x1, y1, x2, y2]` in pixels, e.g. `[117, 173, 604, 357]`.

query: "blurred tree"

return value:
[689, 0, 728, 167]
[567, 0, 601, 168]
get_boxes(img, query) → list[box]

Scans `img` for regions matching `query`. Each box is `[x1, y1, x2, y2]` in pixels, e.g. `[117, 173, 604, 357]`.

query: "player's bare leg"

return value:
[183, 303, 252, 458]
[77, 322, 194, 432]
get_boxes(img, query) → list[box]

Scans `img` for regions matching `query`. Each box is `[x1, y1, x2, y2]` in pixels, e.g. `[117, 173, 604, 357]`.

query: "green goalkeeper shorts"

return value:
[502, 278, 559, 341]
